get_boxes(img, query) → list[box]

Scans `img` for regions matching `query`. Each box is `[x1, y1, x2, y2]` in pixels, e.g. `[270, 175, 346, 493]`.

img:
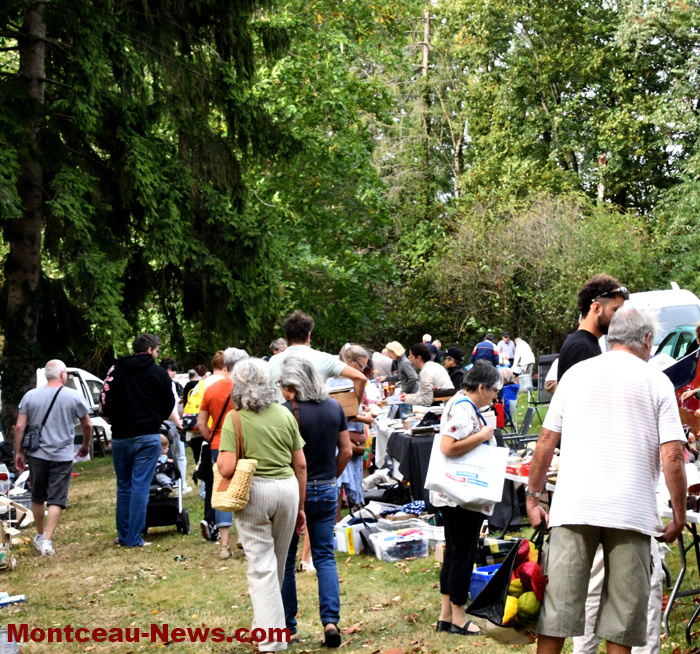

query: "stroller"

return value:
[143, 421, 191, 535]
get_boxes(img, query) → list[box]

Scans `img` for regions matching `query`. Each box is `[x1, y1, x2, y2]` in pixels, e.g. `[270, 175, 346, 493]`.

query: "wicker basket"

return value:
[211, 409, 257, 512]
[212, 458, 257, 512]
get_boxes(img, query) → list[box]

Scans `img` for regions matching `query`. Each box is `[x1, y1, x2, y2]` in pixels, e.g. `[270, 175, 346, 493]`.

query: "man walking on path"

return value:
[100, 334, 175, 548]
[557, 275, 628, 382]
[526, 306, 687, 654]
[14, 359, 92, 556]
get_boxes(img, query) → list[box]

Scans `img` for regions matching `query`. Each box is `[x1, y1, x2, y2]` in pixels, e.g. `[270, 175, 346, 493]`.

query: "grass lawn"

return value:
[1, 406, 698, 653]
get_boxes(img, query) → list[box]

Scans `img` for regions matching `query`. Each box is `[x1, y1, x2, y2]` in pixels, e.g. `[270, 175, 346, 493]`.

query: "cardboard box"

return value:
[330, 389, 359, 418]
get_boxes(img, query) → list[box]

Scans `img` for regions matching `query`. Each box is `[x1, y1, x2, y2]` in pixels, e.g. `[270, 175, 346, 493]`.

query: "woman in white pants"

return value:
[217, 359, 307, 653]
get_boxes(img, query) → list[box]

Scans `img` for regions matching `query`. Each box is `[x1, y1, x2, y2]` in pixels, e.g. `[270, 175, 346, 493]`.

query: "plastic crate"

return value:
[469, 563, 501, 600]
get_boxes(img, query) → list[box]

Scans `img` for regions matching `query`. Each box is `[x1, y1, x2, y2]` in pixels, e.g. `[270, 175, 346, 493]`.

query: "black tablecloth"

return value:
[386, 430, 435, 508]
[385, 429, 521, 531]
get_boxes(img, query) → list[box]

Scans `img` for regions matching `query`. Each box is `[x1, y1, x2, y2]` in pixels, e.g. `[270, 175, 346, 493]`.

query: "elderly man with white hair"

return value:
[14, 359, 92, 555]
[526, 306, 687, 654]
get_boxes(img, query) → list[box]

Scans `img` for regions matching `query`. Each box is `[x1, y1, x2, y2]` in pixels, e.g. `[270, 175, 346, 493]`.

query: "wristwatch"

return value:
[525, 488, 543, 499]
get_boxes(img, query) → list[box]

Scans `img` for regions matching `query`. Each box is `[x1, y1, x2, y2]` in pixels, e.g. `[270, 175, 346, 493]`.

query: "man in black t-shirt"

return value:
[557, 274, 628, 382]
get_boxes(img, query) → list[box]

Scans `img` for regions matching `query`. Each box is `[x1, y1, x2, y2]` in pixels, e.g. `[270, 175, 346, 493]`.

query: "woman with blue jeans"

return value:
[279, 356, 353, 647]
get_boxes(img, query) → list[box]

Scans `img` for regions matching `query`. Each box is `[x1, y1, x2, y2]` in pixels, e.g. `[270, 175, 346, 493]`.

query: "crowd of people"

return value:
[9, 273, 690, 654]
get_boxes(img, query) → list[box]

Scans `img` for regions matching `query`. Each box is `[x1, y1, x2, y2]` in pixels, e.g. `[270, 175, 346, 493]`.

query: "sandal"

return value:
[435, 620, 452, 632]
[289, 635, 300, 646]
[449, 621, 482, 636]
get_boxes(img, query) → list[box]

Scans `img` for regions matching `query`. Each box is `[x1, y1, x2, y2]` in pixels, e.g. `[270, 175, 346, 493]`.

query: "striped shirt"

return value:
[544, 349, 685, 536]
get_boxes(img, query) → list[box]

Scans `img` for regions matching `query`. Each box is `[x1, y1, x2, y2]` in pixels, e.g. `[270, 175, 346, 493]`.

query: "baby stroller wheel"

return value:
[177, 509, 190, 535]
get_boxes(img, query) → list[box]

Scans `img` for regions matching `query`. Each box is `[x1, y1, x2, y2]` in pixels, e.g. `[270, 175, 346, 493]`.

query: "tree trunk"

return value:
[0, 1, 45, 437]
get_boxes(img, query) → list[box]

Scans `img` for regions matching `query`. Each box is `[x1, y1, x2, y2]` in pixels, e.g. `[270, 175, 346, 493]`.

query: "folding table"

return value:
[660, 506, 700, 642]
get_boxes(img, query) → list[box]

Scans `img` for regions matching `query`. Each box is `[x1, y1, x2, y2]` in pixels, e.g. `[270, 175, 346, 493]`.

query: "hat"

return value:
[445, 346, 464, 364]
[385, 341, 405, 357]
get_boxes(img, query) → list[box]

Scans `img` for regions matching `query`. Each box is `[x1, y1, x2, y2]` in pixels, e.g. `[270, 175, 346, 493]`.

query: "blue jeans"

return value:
[112, 434, 161, 547]
[209, 449, 233, 528]
[282, 484, 340, 634]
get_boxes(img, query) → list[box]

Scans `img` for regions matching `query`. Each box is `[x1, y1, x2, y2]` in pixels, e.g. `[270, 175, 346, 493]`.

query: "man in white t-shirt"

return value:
[513, 337, 536, 374]
[268, 310, 367, 403]
[526, 306, 687, 654]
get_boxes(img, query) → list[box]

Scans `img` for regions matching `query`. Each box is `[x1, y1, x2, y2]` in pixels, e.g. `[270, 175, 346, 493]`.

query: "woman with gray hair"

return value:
[217, 359, 307, 653]
[430, 361, 502, 637]
[278, 356, 352, 647]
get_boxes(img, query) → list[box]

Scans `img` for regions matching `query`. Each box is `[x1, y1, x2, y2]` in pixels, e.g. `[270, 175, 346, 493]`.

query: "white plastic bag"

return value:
[425, 438, 508, 507]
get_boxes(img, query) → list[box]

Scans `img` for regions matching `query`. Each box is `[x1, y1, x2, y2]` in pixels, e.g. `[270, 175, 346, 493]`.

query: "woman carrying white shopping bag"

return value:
[426, 361, 507, 637]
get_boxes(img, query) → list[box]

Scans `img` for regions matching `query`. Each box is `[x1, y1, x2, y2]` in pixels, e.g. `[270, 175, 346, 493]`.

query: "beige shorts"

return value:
[538, 525, 652, 647]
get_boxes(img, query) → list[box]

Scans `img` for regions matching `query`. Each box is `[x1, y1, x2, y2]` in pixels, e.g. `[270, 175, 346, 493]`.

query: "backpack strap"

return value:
[210, 396, 230, 442]
[39, 387, 64, 432]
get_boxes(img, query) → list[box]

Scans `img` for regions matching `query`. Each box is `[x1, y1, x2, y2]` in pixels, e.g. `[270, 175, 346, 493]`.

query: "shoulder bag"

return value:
[23, 387, 64, 452]
[211, 409, 258, 512]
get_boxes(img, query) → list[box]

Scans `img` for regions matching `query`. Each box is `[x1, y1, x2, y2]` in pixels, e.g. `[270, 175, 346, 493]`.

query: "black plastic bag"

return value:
[467, 524, 547, 631]
[475, 537, 517, 567]
[467, 535, 522, 627]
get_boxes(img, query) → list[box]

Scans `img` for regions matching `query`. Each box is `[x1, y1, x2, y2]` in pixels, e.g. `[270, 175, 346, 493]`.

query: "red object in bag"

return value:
[494, 401, 505, 428]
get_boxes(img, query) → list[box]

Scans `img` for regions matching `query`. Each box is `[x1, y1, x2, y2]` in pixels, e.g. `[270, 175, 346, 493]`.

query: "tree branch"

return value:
[113, 29, 213, 83]
[42, 77, 72, 90]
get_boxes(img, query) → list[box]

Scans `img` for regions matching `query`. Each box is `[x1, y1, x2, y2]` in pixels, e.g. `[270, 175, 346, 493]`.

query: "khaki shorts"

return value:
[538, 525, 652, 647]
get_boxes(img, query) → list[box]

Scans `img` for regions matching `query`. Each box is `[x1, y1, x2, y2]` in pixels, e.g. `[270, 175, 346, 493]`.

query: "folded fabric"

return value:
[380, 500, 425, 517]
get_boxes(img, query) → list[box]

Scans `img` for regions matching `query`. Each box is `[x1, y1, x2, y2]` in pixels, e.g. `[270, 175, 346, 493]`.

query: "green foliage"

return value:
[428, 194, 661, 351]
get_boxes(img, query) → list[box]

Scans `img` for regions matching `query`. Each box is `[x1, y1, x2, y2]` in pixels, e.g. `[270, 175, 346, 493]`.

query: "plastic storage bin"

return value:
[469, 563, 501, 600]
[369, 529, 429, 562]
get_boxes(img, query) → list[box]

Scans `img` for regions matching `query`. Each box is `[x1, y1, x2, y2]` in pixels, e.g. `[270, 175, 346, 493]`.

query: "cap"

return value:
[445, 346, 464, 364]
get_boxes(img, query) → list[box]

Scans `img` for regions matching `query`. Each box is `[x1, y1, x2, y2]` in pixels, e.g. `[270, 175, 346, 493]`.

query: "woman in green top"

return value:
[217, 359, 307, 653]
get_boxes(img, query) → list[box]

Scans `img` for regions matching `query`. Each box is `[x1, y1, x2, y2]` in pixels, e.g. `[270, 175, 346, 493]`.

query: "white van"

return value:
[36, 367, 112, 452]
[599, 283, 700, 354]
[626, 283, 700, 353]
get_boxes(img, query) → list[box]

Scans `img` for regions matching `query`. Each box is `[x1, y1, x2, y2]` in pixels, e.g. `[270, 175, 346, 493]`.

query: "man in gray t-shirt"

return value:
[14, 360, 91, 556]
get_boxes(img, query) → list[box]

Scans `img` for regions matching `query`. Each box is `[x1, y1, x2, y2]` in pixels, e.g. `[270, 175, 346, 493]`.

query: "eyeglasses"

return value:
[591, 286, 629, 304]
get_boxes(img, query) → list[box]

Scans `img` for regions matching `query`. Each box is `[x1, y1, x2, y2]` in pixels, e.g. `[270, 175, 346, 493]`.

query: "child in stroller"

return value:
[153, 435, 178, 496]
[143, 423, 191, 535]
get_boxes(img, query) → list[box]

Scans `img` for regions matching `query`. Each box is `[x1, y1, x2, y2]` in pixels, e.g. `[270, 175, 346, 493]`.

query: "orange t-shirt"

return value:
[200, 378, 233, 450]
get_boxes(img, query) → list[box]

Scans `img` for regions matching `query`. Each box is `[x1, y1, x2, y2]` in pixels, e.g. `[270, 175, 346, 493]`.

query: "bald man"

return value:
[14, 359, 92, 556]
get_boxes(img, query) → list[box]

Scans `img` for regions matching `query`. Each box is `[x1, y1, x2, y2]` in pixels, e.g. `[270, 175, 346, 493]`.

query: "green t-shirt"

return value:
[219, 403, 305, 479]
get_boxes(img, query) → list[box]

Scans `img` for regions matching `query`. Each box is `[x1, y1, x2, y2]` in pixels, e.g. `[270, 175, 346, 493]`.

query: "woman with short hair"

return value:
[430, 360, 502, 637]
[217, 359, 307, 653]
[278, 356, 352, 647]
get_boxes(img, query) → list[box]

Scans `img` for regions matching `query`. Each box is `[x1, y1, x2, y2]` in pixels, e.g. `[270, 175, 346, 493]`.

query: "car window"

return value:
[85, 380, 103, 407]
[65, 372, 83, 395]
[656, 305, 700, 344]
[657, 332, 677, 357]
[674, 331, 696, 359]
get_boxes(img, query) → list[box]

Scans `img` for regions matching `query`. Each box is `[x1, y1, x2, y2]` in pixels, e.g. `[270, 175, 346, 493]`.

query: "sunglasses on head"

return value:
[591, 286, 629, 304]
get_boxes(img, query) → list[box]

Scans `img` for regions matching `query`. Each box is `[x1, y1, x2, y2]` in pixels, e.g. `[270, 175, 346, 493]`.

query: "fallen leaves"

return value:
[344, 621, 365, 635]
[404, 613, 417, 622]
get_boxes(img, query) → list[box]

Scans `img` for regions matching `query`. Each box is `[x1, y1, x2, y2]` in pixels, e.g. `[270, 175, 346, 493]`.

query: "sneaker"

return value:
[182, 486, 193, 495]
[219, 545, 232, 560]
[32, 534, 44, 553]
[200, 520, 212, 542]
[40, 540, 55, 556]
